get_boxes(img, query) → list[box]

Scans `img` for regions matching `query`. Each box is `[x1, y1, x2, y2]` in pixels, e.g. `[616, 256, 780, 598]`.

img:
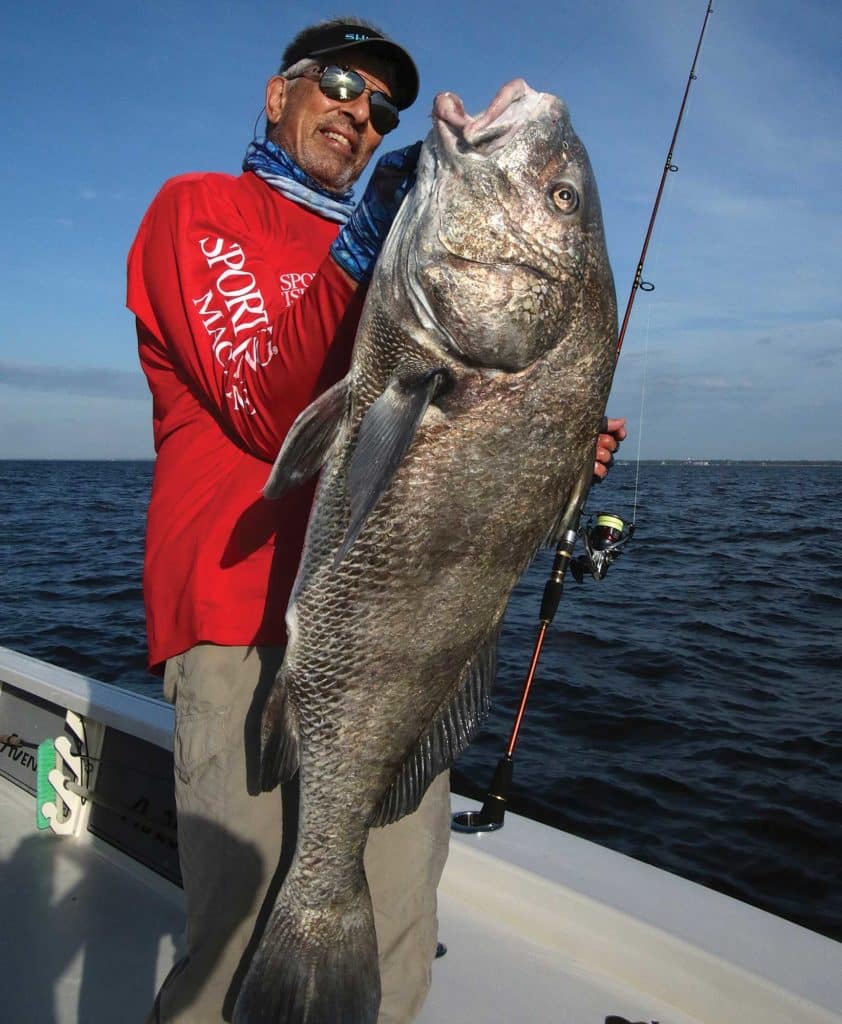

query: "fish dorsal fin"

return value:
[369, 627, 499, 827]
[334, 368, 449, 565]
[263, 378, 351, 500]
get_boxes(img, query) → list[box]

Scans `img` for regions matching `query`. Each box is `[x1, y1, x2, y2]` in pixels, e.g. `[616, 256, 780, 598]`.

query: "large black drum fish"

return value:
[234, 78, 617, 1023]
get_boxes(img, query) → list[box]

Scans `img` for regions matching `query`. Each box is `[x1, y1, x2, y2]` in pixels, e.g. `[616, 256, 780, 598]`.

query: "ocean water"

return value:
[1, 459, 840, 942]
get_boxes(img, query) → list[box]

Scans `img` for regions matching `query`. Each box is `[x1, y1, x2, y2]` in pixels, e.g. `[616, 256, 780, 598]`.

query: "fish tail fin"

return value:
[233, 873, 380, 1024]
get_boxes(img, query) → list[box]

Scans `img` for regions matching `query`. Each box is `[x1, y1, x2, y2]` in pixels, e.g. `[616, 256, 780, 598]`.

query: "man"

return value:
[128, 16, 625, 1024]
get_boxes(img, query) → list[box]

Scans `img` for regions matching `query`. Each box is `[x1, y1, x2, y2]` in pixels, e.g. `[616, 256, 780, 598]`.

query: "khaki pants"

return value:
[148, 645, 451, 1024]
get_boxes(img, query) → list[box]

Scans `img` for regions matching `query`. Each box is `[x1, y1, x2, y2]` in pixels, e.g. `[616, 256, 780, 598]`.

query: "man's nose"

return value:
[338, 90, 372, 126]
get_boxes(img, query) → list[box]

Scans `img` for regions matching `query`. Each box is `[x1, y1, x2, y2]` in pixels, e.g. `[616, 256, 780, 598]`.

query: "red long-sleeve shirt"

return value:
[127, 170, 363, 670]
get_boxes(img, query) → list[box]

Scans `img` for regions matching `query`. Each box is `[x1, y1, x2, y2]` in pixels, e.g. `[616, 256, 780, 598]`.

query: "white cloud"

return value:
[0, 392, 153, 460]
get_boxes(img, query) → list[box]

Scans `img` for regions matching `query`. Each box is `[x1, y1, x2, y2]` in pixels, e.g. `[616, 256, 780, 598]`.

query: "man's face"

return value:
[266, 49, 398, 193]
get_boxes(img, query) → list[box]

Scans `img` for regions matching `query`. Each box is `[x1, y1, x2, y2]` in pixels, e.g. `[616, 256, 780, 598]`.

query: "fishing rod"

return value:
[453, 0, 714, 833]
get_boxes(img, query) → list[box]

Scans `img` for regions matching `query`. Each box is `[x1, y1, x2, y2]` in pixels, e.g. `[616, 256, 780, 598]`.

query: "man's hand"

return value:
[593, 417, 627, 480]
[330, 142, 423, 283]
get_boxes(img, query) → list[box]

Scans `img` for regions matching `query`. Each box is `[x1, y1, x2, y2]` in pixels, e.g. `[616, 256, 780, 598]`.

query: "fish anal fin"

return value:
[264, 378, 350, 500]
[258, 679, 299, 791]
[334, 367, 450, 566]
[370, 629, 498, 827]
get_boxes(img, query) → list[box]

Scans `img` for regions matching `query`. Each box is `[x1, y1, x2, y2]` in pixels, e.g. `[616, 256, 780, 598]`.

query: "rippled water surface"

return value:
[1, 459, 840, 940]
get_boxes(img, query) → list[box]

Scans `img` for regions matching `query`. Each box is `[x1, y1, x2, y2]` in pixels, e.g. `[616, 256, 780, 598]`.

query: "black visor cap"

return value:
[283, 23, 419, 110]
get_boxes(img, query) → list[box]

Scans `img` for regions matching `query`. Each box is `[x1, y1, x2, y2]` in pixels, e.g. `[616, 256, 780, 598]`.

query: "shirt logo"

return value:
[279, 271, 315, 308]
[192, 234, 276, 415]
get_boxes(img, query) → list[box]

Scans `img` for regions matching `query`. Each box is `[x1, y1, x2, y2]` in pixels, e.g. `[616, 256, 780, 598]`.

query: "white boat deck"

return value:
[1, 648, 839, 1023]
[2, 772, 840, 1024]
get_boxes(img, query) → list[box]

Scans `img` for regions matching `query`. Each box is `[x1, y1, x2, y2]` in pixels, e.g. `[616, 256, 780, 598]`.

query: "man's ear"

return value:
[265, 76, 287, 126]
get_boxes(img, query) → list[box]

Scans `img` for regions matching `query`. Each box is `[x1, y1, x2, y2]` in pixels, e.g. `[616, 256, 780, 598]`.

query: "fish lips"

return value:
[432, 79, 548, 160]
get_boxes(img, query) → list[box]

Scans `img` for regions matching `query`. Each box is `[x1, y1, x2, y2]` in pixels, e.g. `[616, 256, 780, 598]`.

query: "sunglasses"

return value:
[290, 64, 400, 136]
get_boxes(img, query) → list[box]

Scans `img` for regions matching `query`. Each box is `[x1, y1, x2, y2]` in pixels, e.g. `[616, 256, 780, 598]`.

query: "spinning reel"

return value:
[569, 513, 635, 582]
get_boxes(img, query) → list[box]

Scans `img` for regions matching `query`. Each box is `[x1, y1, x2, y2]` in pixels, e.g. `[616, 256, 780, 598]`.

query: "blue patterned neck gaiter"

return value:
[243, 139, 355, 224]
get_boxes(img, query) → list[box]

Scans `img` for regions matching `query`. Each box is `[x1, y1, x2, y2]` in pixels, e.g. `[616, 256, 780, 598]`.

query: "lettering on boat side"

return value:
[126, 795, 178, 848]
[1, 739, 36, 773]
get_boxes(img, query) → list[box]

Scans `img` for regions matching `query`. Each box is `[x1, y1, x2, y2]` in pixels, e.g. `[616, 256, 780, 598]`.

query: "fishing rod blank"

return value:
[452, 0, 714, 834]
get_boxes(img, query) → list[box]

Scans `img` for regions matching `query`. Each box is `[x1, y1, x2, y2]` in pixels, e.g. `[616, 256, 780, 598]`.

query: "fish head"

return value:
[383, 79, 616, 373]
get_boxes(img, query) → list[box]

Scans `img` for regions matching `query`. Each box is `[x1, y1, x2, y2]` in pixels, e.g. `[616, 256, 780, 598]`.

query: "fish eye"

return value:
[550, 183, 579, 213]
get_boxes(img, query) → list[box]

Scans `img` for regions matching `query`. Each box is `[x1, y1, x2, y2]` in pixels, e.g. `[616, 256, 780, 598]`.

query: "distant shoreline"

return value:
[1, 458, 839, 466]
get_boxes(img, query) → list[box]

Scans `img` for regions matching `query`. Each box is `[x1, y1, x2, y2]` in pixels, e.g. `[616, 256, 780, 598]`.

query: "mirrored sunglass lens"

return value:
[370, 94, 399, 134]
[317, 66, 399, 134]
[319, 66, 365, 102]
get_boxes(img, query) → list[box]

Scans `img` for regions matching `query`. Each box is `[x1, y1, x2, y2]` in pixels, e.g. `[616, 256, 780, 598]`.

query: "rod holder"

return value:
[451, 754, 513, 833]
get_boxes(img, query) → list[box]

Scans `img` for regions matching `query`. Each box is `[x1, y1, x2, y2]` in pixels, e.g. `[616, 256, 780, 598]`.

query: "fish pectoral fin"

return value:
[258, 679, 299, 790]
[370, 627, 499, 828]
[263, 378, 351, 499]
[334, 367, 450, 565]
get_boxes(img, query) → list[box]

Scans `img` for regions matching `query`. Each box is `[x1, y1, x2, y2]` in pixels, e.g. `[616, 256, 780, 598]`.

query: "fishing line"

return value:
[631, 61, 698, 521]
[632, 155, 679, 520]
[631, 302, 650, 520]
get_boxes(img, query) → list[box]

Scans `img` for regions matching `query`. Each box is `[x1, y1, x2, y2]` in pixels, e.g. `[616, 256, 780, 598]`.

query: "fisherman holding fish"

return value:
[129, 15, 624, 1023]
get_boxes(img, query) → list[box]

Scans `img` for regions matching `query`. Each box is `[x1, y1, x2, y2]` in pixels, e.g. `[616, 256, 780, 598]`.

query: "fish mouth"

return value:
[433, 79, 545, 157]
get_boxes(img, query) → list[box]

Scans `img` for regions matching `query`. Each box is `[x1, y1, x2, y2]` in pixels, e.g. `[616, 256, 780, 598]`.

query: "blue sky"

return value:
[0, 0, 839, 459]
